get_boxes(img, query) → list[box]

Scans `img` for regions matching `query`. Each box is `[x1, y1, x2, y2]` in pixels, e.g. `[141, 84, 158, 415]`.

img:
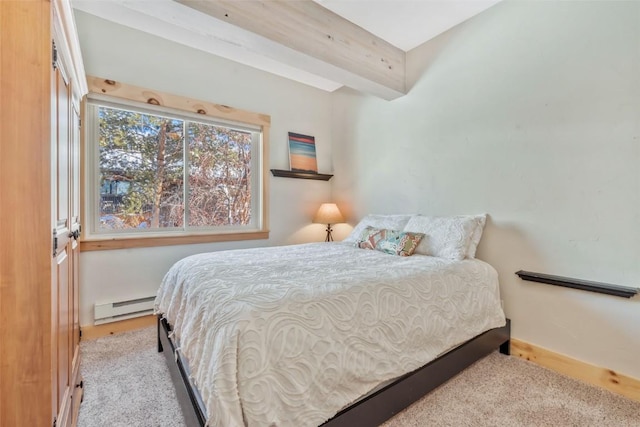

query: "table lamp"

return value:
[313, 203, 344, 242]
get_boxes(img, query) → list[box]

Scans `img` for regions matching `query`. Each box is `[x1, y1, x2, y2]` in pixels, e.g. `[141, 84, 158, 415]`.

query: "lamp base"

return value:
[325, 224, 334, 242]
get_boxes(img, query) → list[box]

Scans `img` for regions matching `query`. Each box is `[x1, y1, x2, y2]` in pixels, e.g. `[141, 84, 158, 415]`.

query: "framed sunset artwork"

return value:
[288, 132, 318, 173]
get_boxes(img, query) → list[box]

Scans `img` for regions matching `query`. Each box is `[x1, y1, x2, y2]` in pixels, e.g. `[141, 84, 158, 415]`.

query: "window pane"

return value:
[187, 122, 252, 227]
[98, 106, 184, 230]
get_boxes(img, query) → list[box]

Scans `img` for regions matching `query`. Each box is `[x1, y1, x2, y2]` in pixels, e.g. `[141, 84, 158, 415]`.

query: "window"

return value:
[83, 89, 268, 249]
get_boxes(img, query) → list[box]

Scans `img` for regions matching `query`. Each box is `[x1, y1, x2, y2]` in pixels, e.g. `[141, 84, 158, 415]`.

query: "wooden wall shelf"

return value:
[270, 169, 333, 181]
[515, 270, 638, 298]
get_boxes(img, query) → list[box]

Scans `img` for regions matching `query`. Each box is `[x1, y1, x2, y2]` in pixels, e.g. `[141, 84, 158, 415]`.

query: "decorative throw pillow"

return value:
[403, 215, 479, 261]
[355, 226, 425, 257]
[343, 214, 415, 243]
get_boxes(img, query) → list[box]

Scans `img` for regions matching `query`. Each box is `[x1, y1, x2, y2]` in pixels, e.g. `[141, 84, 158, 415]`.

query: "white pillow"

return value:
[466, 214, 487, 259]
[403, 215, 480, 261]
[343, 214, 415, 243]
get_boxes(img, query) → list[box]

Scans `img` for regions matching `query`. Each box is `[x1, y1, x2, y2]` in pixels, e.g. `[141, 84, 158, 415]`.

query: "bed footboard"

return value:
[322, 319, 511, 426]
[158, 315, 511, 427]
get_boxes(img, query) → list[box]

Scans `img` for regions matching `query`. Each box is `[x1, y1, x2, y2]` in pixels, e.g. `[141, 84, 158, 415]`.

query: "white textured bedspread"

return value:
[155, 243, 506, 427]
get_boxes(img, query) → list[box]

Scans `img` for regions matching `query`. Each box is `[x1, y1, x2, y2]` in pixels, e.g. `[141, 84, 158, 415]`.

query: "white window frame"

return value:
[81, 78, 270, 251]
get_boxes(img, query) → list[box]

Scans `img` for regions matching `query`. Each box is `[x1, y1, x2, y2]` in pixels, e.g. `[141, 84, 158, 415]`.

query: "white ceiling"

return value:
[73, 0, 500, 96]
[314, 0, 500, 51]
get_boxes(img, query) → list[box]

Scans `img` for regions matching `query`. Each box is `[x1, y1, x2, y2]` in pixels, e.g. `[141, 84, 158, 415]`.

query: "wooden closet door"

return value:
[1, 1, 55, 425]
[53, 59, 74, 427]
[1, 1, 84, 425]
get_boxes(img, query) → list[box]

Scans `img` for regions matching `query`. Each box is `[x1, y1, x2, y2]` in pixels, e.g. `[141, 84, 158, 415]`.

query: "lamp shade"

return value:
[313, 203, 344, 224]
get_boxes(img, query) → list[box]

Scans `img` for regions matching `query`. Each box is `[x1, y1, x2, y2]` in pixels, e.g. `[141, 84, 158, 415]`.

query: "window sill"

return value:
[80, 230, 269, 251]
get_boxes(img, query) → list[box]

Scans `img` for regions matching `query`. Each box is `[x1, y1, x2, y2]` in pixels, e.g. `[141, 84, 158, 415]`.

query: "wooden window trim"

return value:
[80, 231, 269, 251]
[81, 76, 270, 251]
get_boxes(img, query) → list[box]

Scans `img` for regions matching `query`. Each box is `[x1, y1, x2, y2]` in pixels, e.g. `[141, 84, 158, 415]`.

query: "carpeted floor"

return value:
[77, 327, 640, 427]
[77, 327, 186, 427]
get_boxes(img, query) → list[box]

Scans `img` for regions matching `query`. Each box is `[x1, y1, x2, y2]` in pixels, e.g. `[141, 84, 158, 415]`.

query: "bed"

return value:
[155, 226, 509, 426]
[155, 215, 510, 427]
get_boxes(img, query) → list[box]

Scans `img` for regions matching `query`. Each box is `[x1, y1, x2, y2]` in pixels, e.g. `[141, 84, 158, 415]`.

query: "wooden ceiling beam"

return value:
[177, 0, 407, 99]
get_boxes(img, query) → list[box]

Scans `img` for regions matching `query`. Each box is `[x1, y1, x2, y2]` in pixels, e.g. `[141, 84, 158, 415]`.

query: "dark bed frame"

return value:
[158, 316, 511, 427]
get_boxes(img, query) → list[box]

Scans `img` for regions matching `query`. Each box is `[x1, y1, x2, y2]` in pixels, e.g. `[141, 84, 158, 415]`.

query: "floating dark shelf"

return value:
[270, 169, 333, 181]
[515, 270, 638, 298]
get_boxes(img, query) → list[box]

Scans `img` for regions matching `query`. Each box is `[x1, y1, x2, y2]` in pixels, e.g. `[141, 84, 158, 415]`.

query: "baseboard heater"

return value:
[94, 296, 156, 325]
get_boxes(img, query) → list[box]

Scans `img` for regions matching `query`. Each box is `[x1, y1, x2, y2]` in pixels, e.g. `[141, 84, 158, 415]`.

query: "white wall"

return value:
[77, 3, 640, 380]
[75, 12, 334, 326]
[332, 1, 640, 378]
